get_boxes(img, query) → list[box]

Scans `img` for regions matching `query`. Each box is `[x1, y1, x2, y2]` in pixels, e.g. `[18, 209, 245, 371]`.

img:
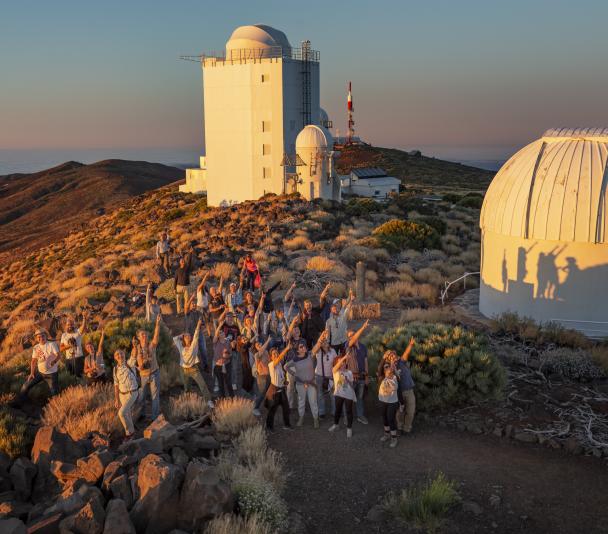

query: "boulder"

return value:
[44, 483, 105, 518]
[31, 427, 86, 502]
[0, 500, 32, 521]
[176, 462, 232, 531]
[129, 454, 184, 534]
[103, 499, 135, 534]
[0, 452, 11, 473]
[76, 449, 114, 485]
[142, 416, 178, 451]
[59, 498, 105, 534]
[170, 447, 189, 468]
[109, 475, 133, 509]
[0, 518, 26, 534]
[182, 433, 220, 458]
[50, 461, 80, 484]
[0, 491, 16, 503]
[9, 458, 37, 501]
[117, 438, 162, 461]
[101, 461, 124, 493]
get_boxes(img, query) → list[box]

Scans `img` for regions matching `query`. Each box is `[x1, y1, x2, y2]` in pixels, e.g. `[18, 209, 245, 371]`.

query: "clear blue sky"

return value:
[2, 0, 607, 161]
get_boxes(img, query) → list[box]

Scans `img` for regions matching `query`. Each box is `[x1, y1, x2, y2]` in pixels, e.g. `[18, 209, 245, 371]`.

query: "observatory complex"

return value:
[479, 128, 608, 337]
[180, 24, 339, 205]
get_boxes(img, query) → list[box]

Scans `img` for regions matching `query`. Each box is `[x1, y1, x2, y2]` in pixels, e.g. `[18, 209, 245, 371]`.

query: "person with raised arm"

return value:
[145, 283, 161, 323]
[252, 335, 272, 416]
[174, 257, 190, 315]
[300, 282, 331, 349]
[208, 275, 226, 330]
[173, 318, 212, 403]
[130, 314, 162, 421]
[266, 343, 294, 431]
[242, 252, 260, 292]
[347, 325, 370, 425]
[396, 337, 416, 434]
[325, 289, 354, 355]
[84, 325, 106, 385]
[113, 349, 139, 442]
[212, 312, 234, 398]
[312, 330, 336, 419]
[60, 310, 89, 377]
[378, 359, 400, 448]
[285, 338, 319, 428]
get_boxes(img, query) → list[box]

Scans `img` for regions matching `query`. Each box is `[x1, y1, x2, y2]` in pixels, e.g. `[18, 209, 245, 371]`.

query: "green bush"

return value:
[345, 197, 382, 216]
[162, 208, 186, 222]
[539, 348, 605, 381]
[372, 219, 440, 252]
[413, 216, 447, 236]
[233, 478, 288, 532]
[457, 193, 484, 209]
[83, 317, 175, 367]
[364, 322, 506, 411]
[0, 408, 34, 459]
[442, 193, 462, 204]
[384, 472, 459, 532]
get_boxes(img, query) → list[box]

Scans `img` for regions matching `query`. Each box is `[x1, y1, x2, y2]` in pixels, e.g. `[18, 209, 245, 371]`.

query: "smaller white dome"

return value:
[226, 24, 291, 56]
[319, 108, 329, 124]
[296, 125, 333, 150]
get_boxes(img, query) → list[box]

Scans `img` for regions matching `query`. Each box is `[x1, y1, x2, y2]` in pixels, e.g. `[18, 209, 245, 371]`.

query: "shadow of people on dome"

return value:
[516, 243, 536, 282]
[536, 245, 566, 299]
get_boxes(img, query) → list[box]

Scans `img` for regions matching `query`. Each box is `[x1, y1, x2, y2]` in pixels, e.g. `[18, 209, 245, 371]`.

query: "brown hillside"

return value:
[336, 144, 494, 191]
[0, 159, 183, 261]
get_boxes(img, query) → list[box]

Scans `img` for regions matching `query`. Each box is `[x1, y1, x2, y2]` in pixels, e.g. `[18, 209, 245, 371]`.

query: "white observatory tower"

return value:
[180, 24, 340, 206]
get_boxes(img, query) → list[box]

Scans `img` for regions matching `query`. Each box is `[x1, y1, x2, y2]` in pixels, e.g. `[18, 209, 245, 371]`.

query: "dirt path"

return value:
[268, 413, 608, 534]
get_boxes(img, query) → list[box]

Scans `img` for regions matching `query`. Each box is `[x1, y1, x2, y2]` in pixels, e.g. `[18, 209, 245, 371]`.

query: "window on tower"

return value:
[262, 121, 271, 132]
[263, 144, 271, 155]
[261, 74, 269, 83]
[263, 167, 272, 179]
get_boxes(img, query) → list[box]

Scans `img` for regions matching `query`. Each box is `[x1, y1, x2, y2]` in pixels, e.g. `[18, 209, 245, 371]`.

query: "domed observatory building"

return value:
[479, 128, 608, 337]
[294, 125, 340, 201]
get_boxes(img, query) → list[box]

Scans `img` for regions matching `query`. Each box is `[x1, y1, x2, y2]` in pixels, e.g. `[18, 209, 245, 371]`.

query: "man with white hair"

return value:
[172, 318, 212, 402]
[156, 230, 171, 278]
[16, 328, 61, 403]
[60, 310, 89, 377]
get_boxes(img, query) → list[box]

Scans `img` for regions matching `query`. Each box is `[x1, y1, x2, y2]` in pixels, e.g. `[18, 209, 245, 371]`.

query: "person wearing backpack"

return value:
[113, 349, 140, 442]
[378, 361, 400, 448]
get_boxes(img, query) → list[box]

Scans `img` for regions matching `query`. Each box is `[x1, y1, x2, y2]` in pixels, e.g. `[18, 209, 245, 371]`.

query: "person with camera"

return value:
[15, 328, 61, 404]
[60, 311, 89, 377]
[145, 282, 161, 323]
[266, 343, 294, 432]
[252, 335, 272, 416]
[313, 330, 337, 419]
[156, 230, 171, 279]
[113, 349, 139, 442]
[172, 318, 212, 402]
[130, 314, 162, 421]
[378, 360, 400, 448]
[396, 337, 416, 434]
[83, 325, 106, 385]
[285, 338, 320, 428]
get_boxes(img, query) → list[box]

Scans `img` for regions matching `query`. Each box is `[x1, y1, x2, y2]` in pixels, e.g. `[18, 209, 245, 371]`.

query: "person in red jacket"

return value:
[242, 253, 260, 291]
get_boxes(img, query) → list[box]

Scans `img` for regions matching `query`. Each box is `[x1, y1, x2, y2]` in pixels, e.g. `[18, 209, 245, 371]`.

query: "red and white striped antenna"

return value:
[347, 81, 355, 145]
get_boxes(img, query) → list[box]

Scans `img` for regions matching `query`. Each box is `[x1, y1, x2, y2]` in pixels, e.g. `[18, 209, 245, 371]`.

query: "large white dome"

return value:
[225, 24, 291, 56]
[296, 124, 333, 150]
[480, 128, 608, 244]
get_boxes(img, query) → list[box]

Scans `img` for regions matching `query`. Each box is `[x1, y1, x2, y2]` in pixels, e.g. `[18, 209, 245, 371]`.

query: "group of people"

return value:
[16, 230, 417, 447]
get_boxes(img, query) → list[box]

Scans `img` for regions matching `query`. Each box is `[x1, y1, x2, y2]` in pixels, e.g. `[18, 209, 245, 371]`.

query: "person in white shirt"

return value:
[60, 311, 88, 377]
[327, 353, 356, 438]
[156, 231, 171, 278]
[113, 349, 140, 441]
[266, 344, 294, 432]
[313, 331, 337, 419]
[84, 327, 106, 385]
[325, 291, 354, 355]
[16, 328, 61, 404]
[145, 283, 161, 323]
[172, 318, 211, 401]
[378, 362, 399, 448]
[285, 339, 320, 428]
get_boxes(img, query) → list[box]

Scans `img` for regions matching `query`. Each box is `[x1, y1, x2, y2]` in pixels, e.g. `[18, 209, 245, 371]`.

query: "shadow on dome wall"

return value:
[481, 240, 608, 337]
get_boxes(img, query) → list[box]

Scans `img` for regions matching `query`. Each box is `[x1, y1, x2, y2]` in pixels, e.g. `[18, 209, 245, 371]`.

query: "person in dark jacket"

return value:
[299, 283, 331, 349]
[261, 280, 281, 314]
[174, 257, 190, 315]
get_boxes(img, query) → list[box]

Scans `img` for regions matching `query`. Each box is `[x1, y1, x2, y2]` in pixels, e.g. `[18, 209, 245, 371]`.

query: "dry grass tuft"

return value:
[283, 235, 311, 251]
[41, 383, 119, 440]
[374, 281, 438, 306]
[204, 514, 272, 534]
[168, 392, 209, 421]
[212, 397, 256, 435]
[400, 307, 459, 325]
[160, 360, 182, 392]
[211, 262, 234, 281]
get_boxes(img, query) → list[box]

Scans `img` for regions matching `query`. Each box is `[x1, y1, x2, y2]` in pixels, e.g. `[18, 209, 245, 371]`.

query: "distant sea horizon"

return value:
[0, 145, 509, 175]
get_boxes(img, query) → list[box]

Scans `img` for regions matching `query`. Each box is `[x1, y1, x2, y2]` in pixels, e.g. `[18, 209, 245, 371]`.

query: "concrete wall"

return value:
[202, 57, 320, 206]
[479, 230, 608, 337]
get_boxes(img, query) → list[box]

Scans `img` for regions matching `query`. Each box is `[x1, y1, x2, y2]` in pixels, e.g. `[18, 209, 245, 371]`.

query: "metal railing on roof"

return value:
[180, 45, 319, 64]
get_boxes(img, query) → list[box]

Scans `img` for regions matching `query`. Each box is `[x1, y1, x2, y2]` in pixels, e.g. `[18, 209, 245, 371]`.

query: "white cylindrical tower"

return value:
[479, 127, 608, 337]
[295, 125, 334, 200]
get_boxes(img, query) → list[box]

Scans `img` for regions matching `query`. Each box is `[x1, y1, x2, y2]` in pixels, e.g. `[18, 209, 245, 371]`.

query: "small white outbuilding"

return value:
[479, 127, 608, 337]
[341, 167, 400, 200]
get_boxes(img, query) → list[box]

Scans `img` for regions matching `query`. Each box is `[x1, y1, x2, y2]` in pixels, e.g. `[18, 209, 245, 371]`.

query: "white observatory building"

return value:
[180, 24, 340, 205]
[479, 128, 608, 337]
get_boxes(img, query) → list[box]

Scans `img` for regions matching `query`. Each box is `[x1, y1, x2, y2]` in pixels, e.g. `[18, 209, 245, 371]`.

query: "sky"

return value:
[2, 0, 608, 166]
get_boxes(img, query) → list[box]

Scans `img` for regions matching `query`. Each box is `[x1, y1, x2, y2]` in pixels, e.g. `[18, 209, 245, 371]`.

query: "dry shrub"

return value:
[305, 255, 335, 272]
[42, 383, 119, 440]
[1, 318, 35, 357]
[168, 392, 209, 421]
[204, 514, 272, 534]
[283, 235, 311, 251]
[61, 276, 93, 291]
[340, 245, 375, 266]
[265, 268, 293, 289]
[211, 262, 234, 281]
[212, 397, 256, 435]
[374, 281, 438, 306]
[414, 267, 444, 286]
[74, 258, 100, 278]
[56, 285, 98, 310]
[160, 360, 182, 392]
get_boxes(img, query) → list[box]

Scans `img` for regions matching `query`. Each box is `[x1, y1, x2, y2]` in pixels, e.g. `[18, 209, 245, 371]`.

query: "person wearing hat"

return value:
[60, 311, 89, 377]
[16, 328, 61, 404]
[223, 279, 243, 316]
[325, 290, 354, 356]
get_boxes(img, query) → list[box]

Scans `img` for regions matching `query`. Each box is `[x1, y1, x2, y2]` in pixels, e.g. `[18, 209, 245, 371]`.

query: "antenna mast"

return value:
[346, 81, 355, 144]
